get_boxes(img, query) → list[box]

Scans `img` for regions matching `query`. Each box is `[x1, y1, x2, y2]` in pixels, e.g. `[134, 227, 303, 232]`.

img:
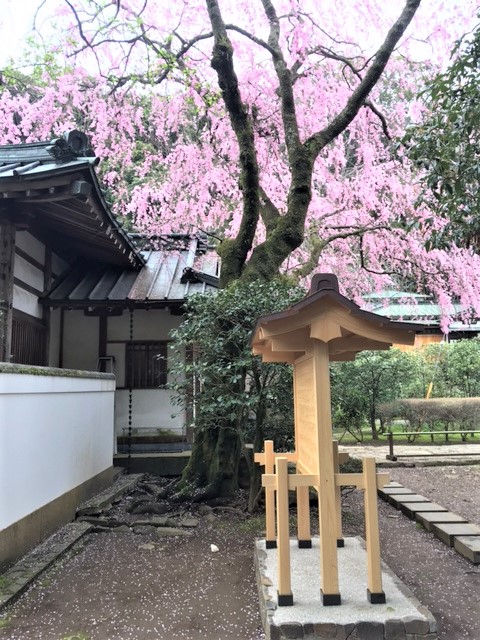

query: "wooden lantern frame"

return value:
[252, 274, 421, 606]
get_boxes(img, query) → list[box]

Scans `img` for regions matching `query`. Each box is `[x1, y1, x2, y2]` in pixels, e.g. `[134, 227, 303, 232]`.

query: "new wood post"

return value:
[332, 440, 344, 547]
[264, 440, 276, 548]
[363, 457, 385, 603]
[276, 456, 293, 605]
[296, 484, 311, 548]
[313, 342, 341, 605]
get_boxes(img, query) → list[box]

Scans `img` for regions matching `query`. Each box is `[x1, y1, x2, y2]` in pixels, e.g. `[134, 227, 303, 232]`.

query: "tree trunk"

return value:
[180, 422, 241, 499]
[370, 406, 379, 440]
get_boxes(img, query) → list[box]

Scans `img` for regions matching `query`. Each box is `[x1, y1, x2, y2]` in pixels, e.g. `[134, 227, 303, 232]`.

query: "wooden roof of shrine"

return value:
[0, 131, 143, 269]
[252, 274, 423, 363]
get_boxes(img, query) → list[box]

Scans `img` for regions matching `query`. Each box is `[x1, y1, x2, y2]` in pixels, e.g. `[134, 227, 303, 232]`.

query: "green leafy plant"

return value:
[168, 278, 304, 510]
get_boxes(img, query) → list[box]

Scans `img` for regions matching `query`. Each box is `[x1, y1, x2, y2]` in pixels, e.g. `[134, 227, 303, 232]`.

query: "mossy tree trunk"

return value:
[180, 0, 421, 501]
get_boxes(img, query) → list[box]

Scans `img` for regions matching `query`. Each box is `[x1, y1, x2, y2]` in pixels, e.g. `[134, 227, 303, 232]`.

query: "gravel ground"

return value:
[0, 465, 479, 640]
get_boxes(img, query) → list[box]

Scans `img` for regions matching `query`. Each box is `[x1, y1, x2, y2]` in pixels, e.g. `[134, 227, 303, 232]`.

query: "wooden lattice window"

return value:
[11, 314, 47, 365]
[125, 341, 167, 389]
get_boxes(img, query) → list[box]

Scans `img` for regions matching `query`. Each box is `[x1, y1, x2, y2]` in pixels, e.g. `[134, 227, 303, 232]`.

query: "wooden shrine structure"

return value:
[252, 274, 421, 606]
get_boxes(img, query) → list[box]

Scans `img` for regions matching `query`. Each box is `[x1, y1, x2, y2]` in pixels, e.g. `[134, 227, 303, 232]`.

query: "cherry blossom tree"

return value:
[2, 0, 480, 497]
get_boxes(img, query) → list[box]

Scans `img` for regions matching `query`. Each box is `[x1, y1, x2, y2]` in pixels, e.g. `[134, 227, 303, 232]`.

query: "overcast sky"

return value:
[0, 0, 50, 65]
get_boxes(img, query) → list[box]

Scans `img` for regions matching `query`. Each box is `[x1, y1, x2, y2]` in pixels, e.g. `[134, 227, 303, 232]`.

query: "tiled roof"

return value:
[0, 131, 143, 269]
[42, 236, 220, 308]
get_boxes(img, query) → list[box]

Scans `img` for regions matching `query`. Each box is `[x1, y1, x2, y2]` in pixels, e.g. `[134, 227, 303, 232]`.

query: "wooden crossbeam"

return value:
[261, 470, 389, 491]
[254, 451, 297, 465]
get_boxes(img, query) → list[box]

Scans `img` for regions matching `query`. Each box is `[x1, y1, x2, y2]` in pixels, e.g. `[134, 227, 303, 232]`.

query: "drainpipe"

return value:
[0, 218, 15, 362]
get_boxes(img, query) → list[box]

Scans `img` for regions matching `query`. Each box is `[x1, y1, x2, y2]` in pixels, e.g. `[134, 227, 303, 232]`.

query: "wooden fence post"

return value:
[363, 457, 385, 603]
[332, 440, 344, 547]
[276, 456, 293, 605]
[264, 440, 276, 548]
[296, 484, 311, 548]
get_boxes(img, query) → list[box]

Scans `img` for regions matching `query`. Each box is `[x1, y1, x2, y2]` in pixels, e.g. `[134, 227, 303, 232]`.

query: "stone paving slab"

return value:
[432, 523, 480, 547]
[255, 536, 437, 640]
[416, 512, 467, 532]
[0, 522, 92, 610]
[76, 473, 143, 516]
[390, 494, 430, 505]
[454, 536, 480, 564]
[379, 487, 413, 496]
[397, 502, 448, 520]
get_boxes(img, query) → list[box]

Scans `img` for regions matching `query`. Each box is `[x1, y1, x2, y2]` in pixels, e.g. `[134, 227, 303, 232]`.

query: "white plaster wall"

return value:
[15, 231, 45, 265]
[0, 371, 115, 532]
[14, 253, 44, 291]
[12, 285, 42, 319]
[63, 311, 99, 371]
[108, 309, 185, 436]
[115, 388, 185, 436]
[108, 308, 180, 342]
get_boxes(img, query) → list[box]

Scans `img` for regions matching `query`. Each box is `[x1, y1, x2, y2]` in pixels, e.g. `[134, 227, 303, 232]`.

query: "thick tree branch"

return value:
[205, 0, 260, 286]
[306, 0, 421, 156]
[293, 224, 392, 279]
[259, 187, 281, 236]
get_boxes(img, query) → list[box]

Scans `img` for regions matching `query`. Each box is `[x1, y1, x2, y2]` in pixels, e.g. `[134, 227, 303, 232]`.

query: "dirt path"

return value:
[0, 465, 479, 640]
[0, 515, 266, 640]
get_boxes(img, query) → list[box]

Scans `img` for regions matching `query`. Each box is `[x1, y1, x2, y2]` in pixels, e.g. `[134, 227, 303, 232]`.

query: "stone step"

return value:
[76, 473, 143, 516]
[416, 511, 467, 532]
[397, 501, 448, 520]
[378, 487, 413, 496]
[390, 494, 430, 506]
[454, 536, 480, 564]
[432, 522, 480, 547]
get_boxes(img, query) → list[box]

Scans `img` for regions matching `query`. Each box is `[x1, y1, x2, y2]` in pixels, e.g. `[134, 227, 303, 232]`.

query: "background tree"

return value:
[331, 348, 413, 440]
[405, 16, 480, 253]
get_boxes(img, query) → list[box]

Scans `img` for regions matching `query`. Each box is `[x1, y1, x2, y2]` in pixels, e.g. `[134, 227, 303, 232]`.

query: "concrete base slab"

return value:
[432, 522, 480, 547]
[397, 502, 447, 520]
[454, 536, 480, 564]
[255, 536, 437, 640]
[416, 512, 467, 532]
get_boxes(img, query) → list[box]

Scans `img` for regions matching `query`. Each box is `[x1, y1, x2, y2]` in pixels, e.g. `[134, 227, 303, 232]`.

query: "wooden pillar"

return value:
[296, 484, 311, 548]
[313, 341, 341, 605]
[264, 440, 276, 548]
[363, 457, 385, 603]
[276, 456, 293, 605]
[0, 219, 15, 362]
[332, 440, 344, 547]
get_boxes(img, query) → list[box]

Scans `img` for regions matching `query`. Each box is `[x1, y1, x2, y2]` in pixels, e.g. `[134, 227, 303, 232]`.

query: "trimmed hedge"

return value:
[377, 397, 480, 441]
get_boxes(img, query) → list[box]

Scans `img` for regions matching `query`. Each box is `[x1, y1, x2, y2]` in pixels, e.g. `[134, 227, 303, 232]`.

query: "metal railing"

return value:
[386, 430, 480, 460]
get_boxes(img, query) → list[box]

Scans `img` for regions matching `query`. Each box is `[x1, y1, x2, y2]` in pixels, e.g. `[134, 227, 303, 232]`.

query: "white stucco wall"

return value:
[0, 368, 115, 532]
[61, 308, 187, 437]
[15, 231, 45, 265]
[108, 309, 186, 436]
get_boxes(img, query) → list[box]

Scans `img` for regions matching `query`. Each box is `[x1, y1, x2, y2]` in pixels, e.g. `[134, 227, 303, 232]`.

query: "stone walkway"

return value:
[340, 442, 480, 465]
[378, 482, 480, 565]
